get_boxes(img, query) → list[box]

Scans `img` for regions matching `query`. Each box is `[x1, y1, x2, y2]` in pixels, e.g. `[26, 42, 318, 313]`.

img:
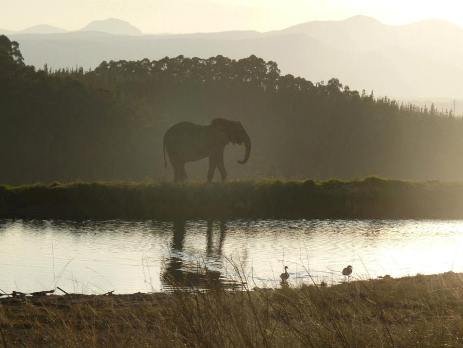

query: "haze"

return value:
[3, 0, 463, 33]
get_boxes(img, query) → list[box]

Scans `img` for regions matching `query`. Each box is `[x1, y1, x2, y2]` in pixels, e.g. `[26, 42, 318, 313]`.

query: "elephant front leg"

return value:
[215, 150, 227, 182]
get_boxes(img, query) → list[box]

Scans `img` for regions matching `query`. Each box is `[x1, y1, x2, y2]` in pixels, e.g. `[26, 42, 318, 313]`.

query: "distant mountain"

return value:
[280, 15, 388, 50]
[8, 16, 463, 100]
[276, 16, 463, 99]
[80, 18, 142, 35]
[21, 24, 67, 34]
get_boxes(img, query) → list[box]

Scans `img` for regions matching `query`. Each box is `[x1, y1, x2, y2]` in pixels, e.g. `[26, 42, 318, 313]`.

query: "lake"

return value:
[0, 219, 462, 294]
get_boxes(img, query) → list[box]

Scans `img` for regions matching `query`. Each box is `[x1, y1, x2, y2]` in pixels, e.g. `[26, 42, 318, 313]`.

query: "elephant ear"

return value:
[211, 118, 233, 144]
[211, 118, 230, 131]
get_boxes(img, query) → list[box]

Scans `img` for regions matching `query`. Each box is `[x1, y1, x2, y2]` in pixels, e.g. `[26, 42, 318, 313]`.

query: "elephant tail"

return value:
[163, 138, 167, 169]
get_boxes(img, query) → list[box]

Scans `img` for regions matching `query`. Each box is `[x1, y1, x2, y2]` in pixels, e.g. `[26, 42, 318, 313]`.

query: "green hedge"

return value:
[0, 177, 462, 220]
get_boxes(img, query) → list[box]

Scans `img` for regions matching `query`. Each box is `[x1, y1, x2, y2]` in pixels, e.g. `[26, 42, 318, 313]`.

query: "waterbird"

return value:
[280, 266, 289, 282]
[378, 274, 392, 280]
[342, 265, 353, 281]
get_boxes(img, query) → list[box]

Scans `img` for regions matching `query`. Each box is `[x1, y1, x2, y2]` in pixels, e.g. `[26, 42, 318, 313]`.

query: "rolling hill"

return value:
[4, 16, 463, 103]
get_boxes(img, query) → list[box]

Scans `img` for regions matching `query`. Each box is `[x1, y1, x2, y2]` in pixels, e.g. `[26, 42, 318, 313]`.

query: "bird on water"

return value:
[280, 266, 289, 282]
[342, 265, 353, 281]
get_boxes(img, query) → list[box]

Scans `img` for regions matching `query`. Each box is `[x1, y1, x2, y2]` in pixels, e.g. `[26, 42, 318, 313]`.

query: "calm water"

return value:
[1, 219, 463, 294]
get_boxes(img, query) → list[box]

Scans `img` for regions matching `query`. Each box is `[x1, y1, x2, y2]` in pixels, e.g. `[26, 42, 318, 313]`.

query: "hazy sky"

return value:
[3, 0, 463, 33]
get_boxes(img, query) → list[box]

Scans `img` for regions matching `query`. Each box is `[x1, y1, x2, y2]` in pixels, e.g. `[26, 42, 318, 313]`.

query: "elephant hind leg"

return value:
[173, 162, 187, 183]
[208, 158, 217, 183]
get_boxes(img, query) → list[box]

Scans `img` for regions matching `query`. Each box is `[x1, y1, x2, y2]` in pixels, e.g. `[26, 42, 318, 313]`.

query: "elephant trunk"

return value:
[238, 133, 251, 164]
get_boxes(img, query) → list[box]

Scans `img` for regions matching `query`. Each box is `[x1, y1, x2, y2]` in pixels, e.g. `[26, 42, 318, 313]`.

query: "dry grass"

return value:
[1, 272, 463, 347]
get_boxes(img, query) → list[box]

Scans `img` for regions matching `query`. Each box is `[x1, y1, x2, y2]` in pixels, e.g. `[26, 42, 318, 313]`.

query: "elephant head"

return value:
[211, 118, 251, 164]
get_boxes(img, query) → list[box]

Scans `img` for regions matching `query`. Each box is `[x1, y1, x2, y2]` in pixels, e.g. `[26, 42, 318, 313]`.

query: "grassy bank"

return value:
[2, 177, 463, 219]
[1, 272, 463, 347]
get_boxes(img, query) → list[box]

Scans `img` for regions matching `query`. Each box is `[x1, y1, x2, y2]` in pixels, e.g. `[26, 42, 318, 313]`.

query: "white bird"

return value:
[342, 265, 353, 281]
[280, 266, 289, 282]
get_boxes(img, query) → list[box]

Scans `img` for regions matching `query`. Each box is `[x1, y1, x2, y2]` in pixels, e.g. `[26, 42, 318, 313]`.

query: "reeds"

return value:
[1, 272, 463, 347]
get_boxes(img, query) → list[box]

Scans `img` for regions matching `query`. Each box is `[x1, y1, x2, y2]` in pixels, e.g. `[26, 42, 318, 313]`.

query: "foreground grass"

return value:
[1, 273, 463, 347]
[2, 177, 463, 219]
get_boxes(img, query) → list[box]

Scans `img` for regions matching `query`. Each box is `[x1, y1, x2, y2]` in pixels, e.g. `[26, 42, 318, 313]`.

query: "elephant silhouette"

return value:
[163, 118, 251, 182]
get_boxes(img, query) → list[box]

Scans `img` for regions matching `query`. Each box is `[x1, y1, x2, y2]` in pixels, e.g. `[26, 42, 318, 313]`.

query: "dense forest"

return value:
[1, 34, 462, 184]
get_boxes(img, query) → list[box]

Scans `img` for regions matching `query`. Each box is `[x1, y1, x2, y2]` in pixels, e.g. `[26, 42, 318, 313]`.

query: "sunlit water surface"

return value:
[1, 219, 463, 294]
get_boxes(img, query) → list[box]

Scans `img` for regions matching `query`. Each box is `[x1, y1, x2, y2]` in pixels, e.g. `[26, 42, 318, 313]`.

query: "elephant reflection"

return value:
[161, 220, 234, 289]
[163, 118, 251, 182]
[206, 220, 226, 257]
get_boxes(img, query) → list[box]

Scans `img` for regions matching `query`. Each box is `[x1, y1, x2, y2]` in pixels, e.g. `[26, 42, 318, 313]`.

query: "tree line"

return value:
[1, 34, 462, 184]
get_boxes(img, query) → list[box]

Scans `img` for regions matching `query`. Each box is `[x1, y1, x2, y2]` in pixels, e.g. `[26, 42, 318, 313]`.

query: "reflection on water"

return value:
[1, 219, 463, 293]
[161, 220, 239, 290]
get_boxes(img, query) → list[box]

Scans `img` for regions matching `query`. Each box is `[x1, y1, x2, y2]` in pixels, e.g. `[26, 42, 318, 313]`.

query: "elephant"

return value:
[163, 118, 251, 182]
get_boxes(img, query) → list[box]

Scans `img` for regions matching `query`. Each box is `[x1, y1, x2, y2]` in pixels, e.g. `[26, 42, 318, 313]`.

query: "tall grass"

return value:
[2, 177, 463, 220]
[1, 272, 463, 347]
